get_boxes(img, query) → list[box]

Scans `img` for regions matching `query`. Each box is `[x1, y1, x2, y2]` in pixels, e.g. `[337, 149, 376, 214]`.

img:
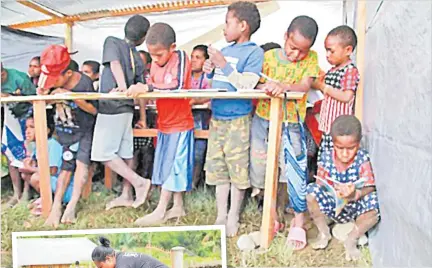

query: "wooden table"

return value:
[1, 90, 304, 248]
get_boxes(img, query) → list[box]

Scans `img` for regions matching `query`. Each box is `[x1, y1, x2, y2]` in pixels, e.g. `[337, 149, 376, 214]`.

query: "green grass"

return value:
[1, 180, 371, 267]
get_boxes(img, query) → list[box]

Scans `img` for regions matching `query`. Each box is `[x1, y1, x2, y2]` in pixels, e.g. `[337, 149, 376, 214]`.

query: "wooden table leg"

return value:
[104, 166, 116, 190]
[33, 100, 52, 218]
[260, 97, 283, 248]
[82, 164, 93, 199]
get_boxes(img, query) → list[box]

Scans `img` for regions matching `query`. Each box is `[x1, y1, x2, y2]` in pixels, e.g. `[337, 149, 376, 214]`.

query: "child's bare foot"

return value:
[214, 215, 227, 225]
[20, 192, 30, 203]
[132, 180, 151, 209]
[7, 197, 19, 207]
[44, 204, 62, 228]
[134, 211, 166, 226]
[106, 195, 134, 210]
[226, 213, 240, 237]
[344, 238, 362, 261]
[164, 206, 186, 221]
[61, 205, 77, 224]
[311, 232, 332, 249]
[251, 187, 261, 197]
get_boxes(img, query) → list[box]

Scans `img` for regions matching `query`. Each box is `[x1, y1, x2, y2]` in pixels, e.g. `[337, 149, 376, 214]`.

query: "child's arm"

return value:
[102, 37, 128, 92]
[317, 67, 359, 103]
[136, 99, 148, 128]
[208, 46, 263, 91]
[110, 61, 128, 92]
[74, 100, 98, 115]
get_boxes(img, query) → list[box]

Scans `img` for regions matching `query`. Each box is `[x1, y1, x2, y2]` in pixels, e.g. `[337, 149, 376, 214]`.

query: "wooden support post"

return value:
[33, 101, 52, 218]
[260, 97, 283, 248]
[104, 166, 116, 190]
[170, 247, 185, 268]
[65, 22, 73, 51]
[82, 165, 93, 199]
[354, 0, 366, 122]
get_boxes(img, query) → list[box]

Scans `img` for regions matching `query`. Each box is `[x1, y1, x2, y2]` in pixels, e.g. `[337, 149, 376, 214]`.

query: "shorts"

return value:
[205, 115, 251, 190]
[193, 109, 211, 165]
[152, 129, 194, 192]
[51, 175, 74, 203]
[249, 115, 303, 189]
[91, 113, 133, 161]
[307, 183, 380, 223]
[57, 130, 93, 172]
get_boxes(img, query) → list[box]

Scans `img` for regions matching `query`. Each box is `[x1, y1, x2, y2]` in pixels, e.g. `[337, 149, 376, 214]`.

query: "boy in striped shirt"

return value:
[312, 25, 360, 158]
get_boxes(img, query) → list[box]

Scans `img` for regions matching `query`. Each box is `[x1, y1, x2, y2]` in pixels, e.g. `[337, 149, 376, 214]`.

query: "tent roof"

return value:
[1, 0, 266, 29]
[16, 237, 98, 266]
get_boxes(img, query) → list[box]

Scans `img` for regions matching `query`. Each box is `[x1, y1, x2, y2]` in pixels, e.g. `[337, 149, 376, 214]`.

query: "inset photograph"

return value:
[12, 226, 226, 268]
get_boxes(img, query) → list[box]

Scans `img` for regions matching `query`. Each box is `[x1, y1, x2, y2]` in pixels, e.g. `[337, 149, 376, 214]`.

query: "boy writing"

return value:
[203, 1, 264, 237]
[90, 15, 152, 210]
[190, 44, 211, 188]
[250, 16, 320, 249]
[37, 44, 97, 227]
[127, 23, 195, 226]
[1, 63, 36, 206]
[312, 25, 360, 158]
[307, 115, 380, 261]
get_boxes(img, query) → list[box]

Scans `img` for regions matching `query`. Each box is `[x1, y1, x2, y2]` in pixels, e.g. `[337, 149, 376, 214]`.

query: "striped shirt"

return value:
[319, 62, 360, 134]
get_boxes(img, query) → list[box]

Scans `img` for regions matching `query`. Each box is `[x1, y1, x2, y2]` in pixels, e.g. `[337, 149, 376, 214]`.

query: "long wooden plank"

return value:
[17, 0, 63, 18]
[0, 91, 304, 103]
[354, 0, 366, 122]
[260, 97, 283, 249]
[104, 166, 116, 190]
[33, 100, 52, 218]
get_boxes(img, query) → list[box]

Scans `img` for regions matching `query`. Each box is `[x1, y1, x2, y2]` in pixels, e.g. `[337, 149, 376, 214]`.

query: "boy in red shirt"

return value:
[127, 23, 194, 225]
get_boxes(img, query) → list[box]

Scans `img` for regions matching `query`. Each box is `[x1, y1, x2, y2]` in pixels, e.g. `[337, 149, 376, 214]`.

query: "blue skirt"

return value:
[152, 129, 194, 192]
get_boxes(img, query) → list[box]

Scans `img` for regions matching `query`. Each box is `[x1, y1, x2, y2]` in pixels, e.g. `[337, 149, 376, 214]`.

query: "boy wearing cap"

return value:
[38, 44, 97, 227]
[91, 15, 152, 211]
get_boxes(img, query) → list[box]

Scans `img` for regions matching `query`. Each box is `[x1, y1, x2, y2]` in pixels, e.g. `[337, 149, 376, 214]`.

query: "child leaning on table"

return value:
[126, 22, 194, 226]
[307, 115, 380, 261]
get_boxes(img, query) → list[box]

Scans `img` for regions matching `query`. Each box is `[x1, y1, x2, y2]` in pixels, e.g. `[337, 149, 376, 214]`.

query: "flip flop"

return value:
[274, 220, 285, 234]
[28, 198, 41, 209]
[30, 202, 42, 216]
[286, 218, 307, 251]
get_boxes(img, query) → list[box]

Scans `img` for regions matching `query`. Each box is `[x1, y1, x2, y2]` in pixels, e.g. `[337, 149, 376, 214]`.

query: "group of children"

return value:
[1, 1, 380, 260]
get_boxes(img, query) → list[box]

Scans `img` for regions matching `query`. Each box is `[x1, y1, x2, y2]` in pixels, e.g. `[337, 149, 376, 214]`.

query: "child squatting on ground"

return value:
[90, 15, 152, 211]
[251, 16, 320, 250]
[307, 115, 380, 261]
[126, 22, 195, 226]
[203, 1, 264, 237]
[37, 44, 97, 227]
[20, 114, 74, 216]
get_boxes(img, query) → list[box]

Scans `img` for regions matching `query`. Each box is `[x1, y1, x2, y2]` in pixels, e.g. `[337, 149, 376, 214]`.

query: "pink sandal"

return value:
[286, 218, 307, 251]
[29, 198, 42, 216]
[273, 220, 285, 234]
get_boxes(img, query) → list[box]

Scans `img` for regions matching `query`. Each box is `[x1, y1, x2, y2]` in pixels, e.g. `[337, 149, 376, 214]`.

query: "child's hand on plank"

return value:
[264, 81, 285, 96]
[126, 83, 149, 98]
[135, 120, 147, 129]
[50, 88, 69, 95]
[208, 46, 227, 69]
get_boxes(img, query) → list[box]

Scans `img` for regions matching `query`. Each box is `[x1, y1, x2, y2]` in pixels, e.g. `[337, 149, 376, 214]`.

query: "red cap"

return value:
[38, 45, 71, 89]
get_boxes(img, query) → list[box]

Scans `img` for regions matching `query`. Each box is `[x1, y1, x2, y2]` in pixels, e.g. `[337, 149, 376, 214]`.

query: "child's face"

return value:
[333, 135, 360, 164]
[25, 118, 36, 142]
[191, 49, 206, 72]
[1, 67, 7, 84]
[283, 30, 313, 62]
[325, 35, 353, 66]
[147, 43, 176, 67]
[224, 10, 247, 43]
[28, 59, 41, 78]
[81, 64, 98, 81]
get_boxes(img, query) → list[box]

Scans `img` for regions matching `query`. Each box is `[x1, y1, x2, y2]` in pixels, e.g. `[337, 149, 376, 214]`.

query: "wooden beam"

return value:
[0, 91, 304, 103]
[65, 22, 73, 51]
[9, 0, 269, 30]
[260, 97, 283, 249]
[82, 165, 93, 199]
[354, 0, 366, 122]
[33, 100, 52, 218]
[17, 0, 63, 18]
[104, 166, 116, 190]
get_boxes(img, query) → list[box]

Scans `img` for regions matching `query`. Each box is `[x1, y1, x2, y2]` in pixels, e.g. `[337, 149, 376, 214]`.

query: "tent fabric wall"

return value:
[1, 26, 64, 72]
[346, 1, 432, 266]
